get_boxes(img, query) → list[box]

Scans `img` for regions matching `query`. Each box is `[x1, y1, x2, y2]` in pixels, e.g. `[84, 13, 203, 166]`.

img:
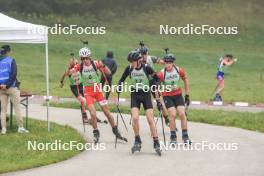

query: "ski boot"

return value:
[112, 126, 128, 142]
[214, 93, 222, 102]
[170, 131, 177, 146]
[93, 129, 100, 144]
[131, 136, 142, 154]
[153, 139, 162, 156]
[182, 131, 192, 145]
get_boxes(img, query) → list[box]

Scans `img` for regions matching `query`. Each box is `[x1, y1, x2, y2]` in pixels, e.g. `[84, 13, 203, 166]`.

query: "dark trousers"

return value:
[100, 75, 113, 100]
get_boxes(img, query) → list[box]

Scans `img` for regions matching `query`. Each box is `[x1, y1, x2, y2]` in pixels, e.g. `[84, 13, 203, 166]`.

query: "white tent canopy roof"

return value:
[0, 13, 48, 43]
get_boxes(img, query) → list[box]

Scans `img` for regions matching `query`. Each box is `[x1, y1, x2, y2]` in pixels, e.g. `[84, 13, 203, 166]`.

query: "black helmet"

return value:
[0, 48, 5, 55]
[139, 46, 148, 55]
[127, 50, 142, 62]
[1, 45, 11, 52]
[224, 54, 233, 58]
[106, 51, 113, 58]
[164, 53, 176, 62]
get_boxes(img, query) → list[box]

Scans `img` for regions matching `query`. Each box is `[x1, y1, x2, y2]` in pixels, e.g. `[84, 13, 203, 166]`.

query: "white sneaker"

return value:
[1, 127, 7, 134]
[18, 127, 29, 133]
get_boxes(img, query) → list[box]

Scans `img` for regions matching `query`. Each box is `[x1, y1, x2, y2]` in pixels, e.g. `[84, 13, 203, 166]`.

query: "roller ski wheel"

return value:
[131, 142, 141, 154]
[93, 129, 100, 144]
[183, 138, 192, 146]
[154, 140, 162, 156]
[182, 134, 192, 146]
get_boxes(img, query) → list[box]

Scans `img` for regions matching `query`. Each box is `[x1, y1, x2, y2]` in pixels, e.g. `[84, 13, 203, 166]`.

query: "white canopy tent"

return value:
[0, 13, 51, 131]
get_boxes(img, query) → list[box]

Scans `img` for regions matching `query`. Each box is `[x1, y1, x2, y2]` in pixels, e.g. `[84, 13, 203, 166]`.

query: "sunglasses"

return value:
[164, 61, 173, 63]
[81, 57, 90, 60]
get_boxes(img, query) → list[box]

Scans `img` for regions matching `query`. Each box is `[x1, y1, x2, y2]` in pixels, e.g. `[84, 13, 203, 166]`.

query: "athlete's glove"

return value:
[185, 95, 190, 106]
[60, 81, 64, 88]
[116, 84, 122, 94]
[156, 99, 163, 111]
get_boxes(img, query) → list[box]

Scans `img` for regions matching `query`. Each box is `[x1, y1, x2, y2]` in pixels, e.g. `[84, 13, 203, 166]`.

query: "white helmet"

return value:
[79, 47, 91, 57]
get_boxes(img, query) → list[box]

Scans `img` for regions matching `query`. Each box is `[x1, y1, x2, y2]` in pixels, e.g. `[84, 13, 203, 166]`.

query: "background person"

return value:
[214, 54, 238, 101]
[60, 55, 90, 124]
[137, 43, 169, 126]
[0, 45, 28, 134]
[100, 51, 117, 100]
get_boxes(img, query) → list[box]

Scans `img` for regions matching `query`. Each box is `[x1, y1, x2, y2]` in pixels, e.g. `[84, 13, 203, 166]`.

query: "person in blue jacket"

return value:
[0, 45, 29, 134]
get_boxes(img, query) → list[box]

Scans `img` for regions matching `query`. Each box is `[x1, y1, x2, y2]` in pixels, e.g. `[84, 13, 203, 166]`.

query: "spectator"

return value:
[0, 45, 28, 134]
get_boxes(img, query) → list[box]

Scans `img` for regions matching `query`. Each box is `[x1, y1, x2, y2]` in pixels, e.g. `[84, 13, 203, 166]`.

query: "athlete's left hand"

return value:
[156, 99, 163, 111]
[185, 95, 190, 106]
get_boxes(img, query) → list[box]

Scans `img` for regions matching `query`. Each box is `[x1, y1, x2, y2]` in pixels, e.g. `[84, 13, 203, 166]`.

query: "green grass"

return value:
[49, 101, 264, 133]
[1, 0, 264, 103]
[0, 118, 85, 174]
[3, 31, 263, 103]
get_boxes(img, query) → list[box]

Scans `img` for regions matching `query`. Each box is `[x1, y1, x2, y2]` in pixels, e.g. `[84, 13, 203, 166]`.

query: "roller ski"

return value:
[131, 136, 142, 154]
[154, 140, 162, 156]
[93, 129, 100, 144]
[113, 126, 128, 142]
[97, 117, 108, 124]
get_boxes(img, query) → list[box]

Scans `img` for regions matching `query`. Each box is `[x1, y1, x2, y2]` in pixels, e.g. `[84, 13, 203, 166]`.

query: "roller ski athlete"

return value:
[118, 50, 161, 156]
[213, 54, 237, 102]
[137, 41, 169, 126]
[156, 51, 191, 145]
[60, 54, 90, 124]
[71, 46, 127, 144]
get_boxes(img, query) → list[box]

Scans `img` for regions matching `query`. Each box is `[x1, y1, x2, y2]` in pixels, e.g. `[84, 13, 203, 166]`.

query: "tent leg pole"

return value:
[45, 41, 50, 132]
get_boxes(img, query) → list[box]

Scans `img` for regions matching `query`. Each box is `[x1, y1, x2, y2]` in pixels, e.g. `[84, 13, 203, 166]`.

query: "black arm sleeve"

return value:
[118, 66, 130, 85]
[6, 59, 17, 88]
[145, 65, 160, 85]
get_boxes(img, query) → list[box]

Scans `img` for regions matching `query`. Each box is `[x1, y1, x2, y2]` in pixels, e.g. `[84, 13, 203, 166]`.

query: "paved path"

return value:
[2, 104, 264, 176]
[29, 95, 264, 113]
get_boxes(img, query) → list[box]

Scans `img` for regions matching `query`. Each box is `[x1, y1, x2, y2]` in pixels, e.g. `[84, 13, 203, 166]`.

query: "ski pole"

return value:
[155, 115, 159, 126]
[115, 103, 119, 149]
[158, 106, 166, 144]
[70, 53, 87, 132]
[116, 93, 128, 132]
